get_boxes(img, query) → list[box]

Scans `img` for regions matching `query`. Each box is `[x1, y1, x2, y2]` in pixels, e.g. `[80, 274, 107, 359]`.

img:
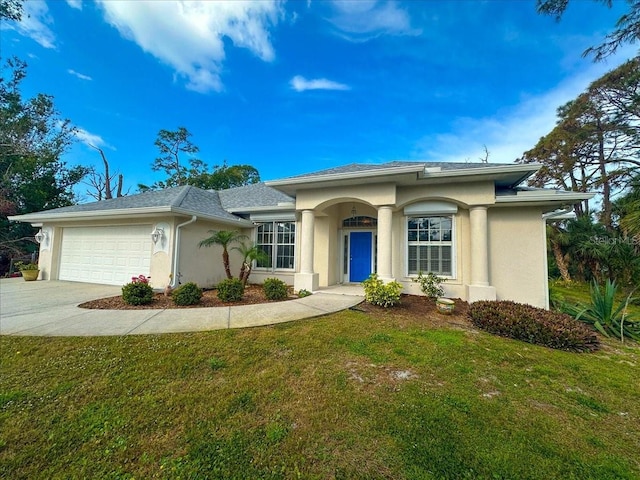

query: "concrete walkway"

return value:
[0, 278, 363, 337]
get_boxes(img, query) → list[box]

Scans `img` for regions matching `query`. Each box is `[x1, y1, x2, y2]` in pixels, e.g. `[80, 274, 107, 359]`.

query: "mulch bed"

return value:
[355, 295, 472, 329]
[79, 285, 472, 329]
[79, 284, 295, 310]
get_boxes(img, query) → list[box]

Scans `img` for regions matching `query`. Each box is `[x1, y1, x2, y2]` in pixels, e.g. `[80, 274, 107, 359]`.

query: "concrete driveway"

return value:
[0, 278, 362, 337]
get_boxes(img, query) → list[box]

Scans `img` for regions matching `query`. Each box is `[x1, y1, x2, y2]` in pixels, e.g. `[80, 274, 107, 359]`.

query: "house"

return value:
[8, 161, 592, 308]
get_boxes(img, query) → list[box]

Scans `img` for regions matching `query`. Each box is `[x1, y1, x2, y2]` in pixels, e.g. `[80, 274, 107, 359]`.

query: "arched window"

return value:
[342, 216, 378, 228]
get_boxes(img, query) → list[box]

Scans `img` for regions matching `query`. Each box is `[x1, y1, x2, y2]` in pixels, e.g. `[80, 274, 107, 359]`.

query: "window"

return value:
[255, 221, 296, 270]
[407, 216, 453, 276]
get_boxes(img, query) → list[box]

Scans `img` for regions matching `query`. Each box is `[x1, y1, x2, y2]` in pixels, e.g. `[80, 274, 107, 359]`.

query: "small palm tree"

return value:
[232, 241, 270, 286]
[198, 230, 247, 279]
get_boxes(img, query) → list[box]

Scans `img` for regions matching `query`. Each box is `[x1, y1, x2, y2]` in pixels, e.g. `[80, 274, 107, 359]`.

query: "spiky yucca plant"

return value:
[562, 279, 639, 342]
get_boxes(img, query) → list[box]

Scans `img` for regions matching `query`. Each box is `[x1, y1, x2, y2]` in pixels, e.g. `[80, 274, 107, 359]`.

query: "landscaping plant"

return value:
[263, 277, 289, 301]
[232, 241, 270, 287]
[412, 271, 445, 300]
[469, 300, 599, 352]
[122, 279, 154, 306]
[171, 282, 203, 306]
[198, 230, 247, 279]
[362, 273, 403, 307]
[560, 279, 639, 342]
[216, 278, 244, 302]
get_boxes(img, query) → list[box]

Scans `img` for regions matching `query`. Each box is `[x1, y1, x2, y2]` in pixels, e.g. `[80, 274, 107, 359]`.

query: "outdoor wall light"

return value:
[34, 229, 47, 244]
[151, 227, 164, 244]
[351, 204, 358, 219]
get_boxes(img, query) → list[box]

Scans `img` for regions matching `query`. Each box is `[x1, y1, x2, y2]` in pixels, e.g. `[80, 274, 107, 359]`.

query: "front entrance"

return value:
[349, 231, 373, 282]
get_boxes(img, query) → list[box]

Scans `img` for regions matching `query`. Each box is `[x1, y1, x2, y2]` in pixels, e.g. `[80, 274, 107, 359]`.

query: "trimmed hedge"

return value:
[216, 278, 244, 302]
[468, 300, 599, 352]
[172, 282, 202, 306]
[121, 281, 154, 306]
[263, 278, 289, 301]
[362, 273, 403, 308]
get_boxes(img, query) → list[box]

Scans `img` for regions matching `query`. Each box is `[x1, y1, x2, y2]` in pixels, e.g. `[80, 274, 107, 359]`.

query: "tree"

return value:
[1, 57, 87, 257]
[139, 127, 261, 192]
[198, 230, 247, 279]
[518, 58, 640, 228]
[614, 174, 640, 238]
[149, 126, 200, 189]
[84, 144, 126, 201]
[547, 222, 572, 282]
[233, 241, 269, 286]
[537, 0, 640, 60]
[189, 161, 261, 190]
[0, 0, 23, 21]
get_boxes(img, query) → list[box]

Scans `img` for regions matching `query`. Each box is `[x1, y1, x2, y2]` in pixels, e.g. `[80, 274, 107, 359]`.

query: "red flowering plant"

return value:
[131, 275, 150, 284]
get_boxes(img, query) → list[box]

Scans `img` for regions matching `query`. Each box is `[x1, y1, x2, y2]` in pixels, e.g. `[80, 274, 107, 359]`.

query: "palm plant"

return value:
[547, 222, 571, 282]
[232, 241, 269, 286]
[198, 230, 247, 279]
[561, 279, 639, 342]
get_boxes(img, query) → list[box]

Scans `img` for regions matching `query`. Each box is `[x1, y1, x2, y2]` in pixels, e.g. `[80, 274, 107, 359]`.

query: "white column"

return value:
[295, 209, 319, 292]
[376, 205, 394, 282]
[469, 206, 489, 286]
[467, 206, 496, 302]
[300, 209, 315, 274]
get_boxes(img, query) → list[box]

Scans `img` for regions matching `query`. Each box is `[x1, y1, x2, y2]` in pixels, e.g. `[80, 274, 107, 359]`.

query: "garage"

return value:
[59, 225, 152, 286]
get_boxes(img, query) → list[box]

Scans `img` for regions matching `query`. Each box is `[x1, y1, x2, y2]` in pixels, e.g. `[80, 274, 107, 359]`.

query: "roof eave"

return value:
[495, 192, 594, 207]
[265, 164, 426, 188]
[420, 164, 541, 185]
[8, 206, 175, 223]
[170, 207, 253, 227]
[224, 205, 296, 214]
[8, 206, 254, 228]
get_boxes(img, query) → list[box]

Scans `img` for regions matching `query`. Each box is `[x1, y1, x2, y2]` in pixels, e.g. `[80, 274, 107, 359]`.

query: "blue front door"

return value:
[349, 232, 372, 282]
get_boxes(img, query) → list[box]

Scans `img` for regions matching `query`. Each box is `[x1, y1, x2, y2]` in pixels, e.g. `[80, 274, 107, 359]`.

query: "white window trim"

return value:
[253, 220, 296, 272]
[404, 214, 457, 280]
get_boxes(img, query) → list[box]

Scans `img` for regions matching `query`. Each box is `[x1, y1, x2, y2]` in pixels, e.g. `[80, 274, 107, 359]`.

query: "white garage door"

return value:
[59, 225, 152, 285]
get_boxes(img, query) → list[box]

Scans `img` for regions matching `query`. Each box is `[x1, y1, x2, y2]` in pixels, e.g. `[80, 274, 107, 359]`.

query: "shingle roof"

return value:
[40, 185, 193, 214]
[218, 182, 294, 210]
[11, 185, 246, 223]
[275, 161, 494, 181]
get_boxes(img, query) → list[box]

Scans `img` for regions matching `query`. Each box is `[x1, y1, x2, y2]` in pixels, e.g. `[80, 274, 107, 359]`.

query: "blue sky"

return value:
[1, 0, 636, 199]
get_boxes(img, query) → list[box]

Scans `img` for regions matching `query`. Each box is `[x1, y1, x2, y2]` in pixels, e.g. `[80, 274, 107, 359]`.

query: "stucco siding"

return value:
[178, 221, 246, 288]
[296, 183, 396, 210]
[396, 181, 495, 208]
[488, 208, 548, 308]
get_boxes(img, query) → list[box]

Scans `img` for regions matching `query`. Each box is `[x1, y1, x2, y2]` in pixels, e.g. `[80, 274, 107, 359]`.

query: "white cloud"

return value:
[65, 0, 82, 10]
[290, 75, 350, 92]
[2, 0, 56, 49]
[327, 0, 420, 41]
[96, 0, 282, 93]
[75, 128, 107, 148]
[68, 69, 92, 81]
[413, 52, 636, 165]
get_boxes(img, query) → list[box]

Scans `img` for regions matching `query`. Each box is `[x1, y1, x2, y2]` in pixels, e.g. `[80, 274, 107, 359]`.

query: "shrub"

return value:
[172, 282, 203, 306]
[297, 289, 312, 298]
[122, 281, 154, 306]
[16, 261, 39, 271]
[216, 278, 244, 302]
[560, 279, 639, 342]
[362, 273, 403, 308]
[468, 300, 599, 352]
[263, 278, 289, 301]
[413, 271, 445, 300]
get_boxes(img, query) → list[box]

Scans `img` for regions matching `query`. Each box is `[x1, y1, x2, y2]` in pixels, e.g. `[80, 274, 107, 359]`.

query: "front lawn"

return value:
[1, 303, 638, 479]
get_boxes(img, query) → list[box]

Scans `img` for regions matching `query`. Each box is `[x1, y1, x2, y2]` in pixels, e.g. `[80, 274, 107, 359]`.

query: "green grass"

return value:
[551, 280, 640, 317]
[1, 308, 639, 479]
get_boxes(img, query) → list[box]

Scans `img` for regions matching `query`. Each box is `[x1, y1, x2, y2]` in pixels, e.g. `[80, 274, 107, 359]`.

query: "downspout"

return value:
[169, 215, 197, 288]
